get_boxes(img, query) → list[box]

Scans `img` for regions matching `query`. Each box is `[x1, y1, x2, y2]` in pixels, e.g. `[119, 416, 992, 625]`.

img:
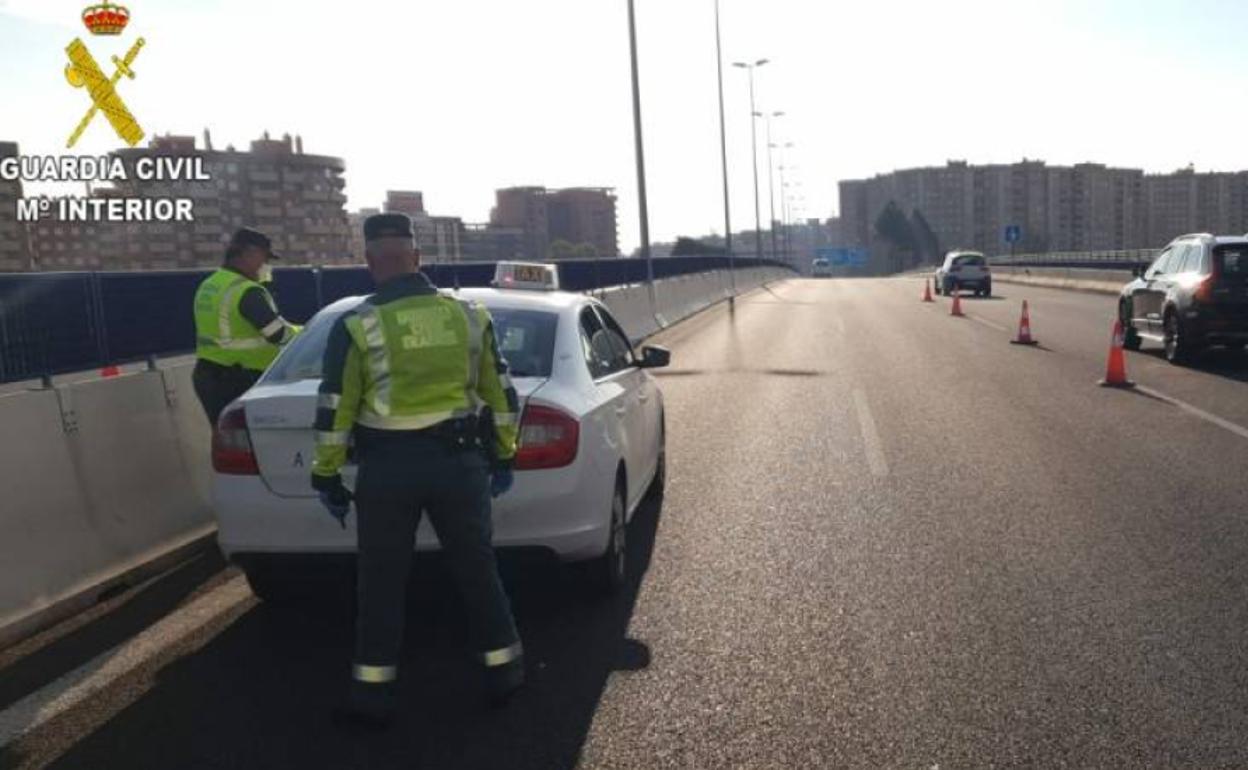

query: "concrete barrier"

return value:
[0, 366, 215, 648]
[992, 266, 1132, 295]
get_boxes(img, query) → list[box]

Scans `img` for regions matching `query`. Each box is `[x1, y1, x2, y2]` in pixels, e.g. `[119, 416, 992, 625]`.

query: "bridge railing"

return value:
[0, 256, 794, 385]
[989, 249, 1159, 270]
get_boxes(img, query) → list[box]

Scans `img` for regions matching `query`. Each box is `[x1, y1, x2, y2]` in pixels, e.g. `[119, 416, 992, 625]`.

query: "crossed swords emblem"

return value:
[64, 36, 146, 148]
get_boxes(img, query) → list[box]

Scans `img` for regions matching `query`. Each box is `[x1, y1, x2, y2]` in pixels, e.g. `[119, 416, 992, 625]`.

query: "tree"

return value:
[874, 201, 917, 273]
[671, 236, 725, 256]
[910, 209, 942, 266]
[548, 239, 578, 260]
[572, 243, 599, 259]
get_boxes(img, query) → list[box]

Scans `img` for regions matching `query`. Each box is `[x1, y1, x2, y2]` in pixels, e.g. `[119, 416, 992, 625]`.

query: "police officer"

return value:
[311, 213, 524, 729]
[192, 228, 301, 426]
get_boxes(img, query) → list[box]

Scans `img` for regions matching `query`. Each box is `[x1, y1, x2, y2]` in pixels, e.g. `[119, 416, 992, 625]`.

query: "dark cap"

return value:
[364, 213, 414, 242]
[227, 227, 280, 260]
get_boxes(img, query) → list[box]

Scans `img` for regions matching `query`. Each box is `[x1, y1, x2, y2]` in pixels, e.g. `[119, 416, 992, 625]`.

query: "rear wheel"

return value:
[983, 282, 992, 298]
[585, 479, 627, 597]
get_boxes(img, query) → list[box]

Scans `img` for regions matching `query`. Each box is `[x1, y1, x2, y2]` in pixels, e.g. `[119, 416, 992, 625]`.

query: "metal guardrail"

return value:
[0, 256, 796, 385]
[989, 249, 1159, 270]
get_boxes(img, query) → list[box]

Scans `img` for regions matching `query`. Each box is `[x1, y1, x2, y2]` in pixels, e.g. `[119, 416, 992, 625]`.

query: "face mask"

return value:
[257, 264, 273, 284]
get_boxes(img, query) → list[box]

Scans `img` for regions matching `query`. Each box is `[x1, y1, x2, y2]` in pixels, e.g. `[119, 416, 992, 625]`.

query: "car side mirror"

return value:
[639, 345, 671, 369]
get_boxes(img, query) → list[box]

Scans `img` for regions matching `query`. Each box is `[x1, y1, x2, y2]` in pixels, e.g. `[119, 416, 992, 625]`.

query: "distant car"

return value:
[812, 258, 832, 277]
[212, 263, 671, 600]
[1119, 233, 1248, 364]
[934, 251, 992, 297]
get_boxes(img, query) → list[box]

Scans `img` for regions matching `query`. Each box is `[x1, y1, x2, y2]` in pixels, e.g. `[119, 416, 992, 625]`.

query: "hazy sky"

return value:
[3, 0, 1246, 253]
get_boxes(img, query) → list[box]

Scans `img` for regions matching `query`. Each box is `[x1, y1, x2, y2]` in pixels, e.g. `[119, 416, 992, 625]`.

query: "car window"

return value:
[261, 302, 559, 385]
[593, 305, 636, 370]
[579, 307, 615, 380]
[261, 305, 347, 385]
[485, 308, 559, 378]
[1215, 246, 1248, 279]
[1176, 245, 1205, 274]
[954, 254, 985, 267]
[1147, 246, 1178, 278]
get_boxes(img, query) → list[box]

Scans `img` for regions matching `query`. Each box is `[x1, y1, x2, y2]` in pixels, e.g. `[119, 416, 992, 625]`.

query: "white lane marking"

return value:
[967, 314, 1010, 333]
[0, 576, 252, 747]
[1135, 385, 1248, 442]
[853, 389, 889, 477]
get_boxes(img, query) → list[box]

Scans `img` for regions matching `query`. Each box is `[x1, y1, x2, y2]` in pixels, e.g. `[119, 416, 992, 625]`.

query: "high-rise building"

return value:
[29, 131, 352, 271]
[0, 142, 31, 272]
[489, 186, 619, 261]
[838, 160, 1248, 270]
[383, 191, 425, 218]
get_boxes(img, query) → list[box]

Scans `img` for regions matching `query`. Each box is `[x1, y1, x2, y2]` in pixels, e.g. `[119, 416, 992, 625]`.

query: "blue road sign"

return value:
[815, 247, 870, 268]
[1004, 225, 1022, 244]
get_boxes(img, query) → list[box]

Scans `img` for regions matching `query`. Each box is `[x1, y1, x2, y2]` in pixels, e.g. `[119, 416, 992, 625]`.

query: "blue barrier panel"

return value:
[269, 268, 320, 325]
[0, 273, 100, 382]
[98, 270, 209, 363]
[0, 257, 795, 384]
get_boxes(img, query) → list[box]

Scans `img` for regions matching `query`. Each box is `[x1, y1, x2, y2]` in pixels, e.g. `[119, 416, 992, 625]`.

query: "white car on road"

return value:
[211, 265, 670, 599]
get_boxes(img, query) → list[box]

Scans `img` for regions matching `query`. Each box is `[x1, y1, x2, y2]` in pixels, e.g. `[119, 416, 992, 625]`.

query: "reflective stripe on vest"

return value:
[352, 664, 398, 684]
[481, 641, 523, 667]
[355, 301, 392, 417]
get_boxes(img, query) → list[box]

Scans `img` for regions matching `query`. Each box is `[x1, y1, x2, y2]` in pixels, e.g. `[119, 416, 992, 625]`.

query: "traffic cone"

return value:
[950, 291, 965, 317]
[1098, 319, 1135, 388]
[100, 365, 120, 378]
[1010, 300, 1039, 346]
[922, 279, 934, 303]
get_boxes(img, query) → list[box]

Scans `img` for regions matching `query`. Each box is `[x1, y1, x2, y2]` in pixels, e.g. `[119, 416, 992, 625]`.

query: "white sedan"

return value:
[211, 279, 670, 600]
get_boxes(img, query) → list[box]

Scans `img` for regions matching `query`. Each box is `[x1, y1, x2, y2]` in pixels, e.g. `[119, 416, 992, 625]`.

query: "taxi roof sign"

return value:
[492, 261, 560, 291]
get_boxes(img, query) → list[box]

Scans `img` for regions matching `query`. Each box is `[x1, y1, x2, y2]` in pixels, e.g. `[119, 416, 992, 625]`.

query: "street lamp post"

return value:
[733, 58, 768, 261]
[713, 0, 735, 295]
[627, 0, 654, 301]
[765, 110, 783, 261]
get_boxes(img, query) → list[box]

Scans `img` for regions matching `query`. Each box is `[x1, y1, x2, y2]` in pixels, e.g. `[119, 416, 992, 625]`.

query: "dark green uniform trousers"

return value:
[348, 430, 522, 709]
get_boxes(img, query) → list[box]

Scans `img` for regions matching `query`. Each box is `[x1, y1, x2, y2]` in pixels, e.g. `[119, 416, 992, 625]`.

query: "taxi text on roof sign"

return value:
[492, 262, 560, 291]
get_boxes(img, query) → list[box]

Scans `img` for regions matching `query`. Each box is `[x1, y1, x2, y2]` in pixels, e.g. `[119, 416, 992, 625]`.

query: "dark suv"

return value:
[1119, 233, 1248, 364]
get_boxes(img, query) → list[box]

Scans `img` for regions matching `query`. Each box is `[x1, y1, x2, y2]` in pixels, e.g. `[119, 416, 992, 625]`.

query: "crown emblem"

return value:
[82, 1, 130, 36]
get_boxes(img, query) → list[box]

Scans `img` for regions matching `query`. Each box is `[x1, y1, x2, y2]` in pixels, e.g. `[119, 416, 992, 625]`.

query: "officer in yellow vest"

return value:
[311, 213, 524, 730]
[191, 228, 301, 426]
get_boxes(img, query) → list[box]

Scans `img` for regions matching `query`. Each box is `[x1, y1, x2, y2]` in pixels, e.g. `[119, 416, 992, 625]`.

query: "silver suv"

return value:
[934, 251, 992, 297]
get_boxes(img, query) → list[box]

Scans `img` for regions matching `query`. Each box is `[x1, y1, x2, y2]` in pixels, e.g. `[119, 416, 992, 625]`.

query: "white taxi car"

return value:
[212, 263, 670, 600]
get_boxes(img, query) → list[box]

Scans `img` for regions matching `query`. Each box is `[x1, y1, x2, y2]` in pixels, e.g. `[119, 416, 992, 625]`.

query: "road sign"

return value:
[814, 247, 870, 268]
[1004, 225, 1022, 245]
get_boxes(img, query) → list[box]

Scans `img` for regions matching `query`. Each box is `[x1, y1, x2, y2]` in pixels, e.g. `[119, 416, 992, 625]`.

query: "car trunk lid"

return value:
[244, 377, 549, 498]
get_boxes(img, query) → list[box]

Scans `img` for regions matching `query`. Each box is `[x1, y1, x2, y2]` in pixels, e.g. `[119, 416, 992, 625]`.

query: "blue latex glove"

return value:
[491, 467, 514, 498]
[318, 486, 353, 529]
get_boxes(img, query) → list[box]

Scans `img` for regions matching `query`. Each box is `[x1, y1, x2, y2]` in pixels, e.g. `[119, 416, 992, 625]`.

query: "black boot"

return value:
[332, 681, 397, 732]
[485, 658, 525, 709]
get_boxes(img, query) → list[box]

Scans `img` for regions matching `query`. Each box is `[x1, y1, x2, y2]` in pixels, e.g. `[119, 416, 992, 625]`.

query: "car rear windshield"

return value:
[954, 255, 985, 267]
[1215, 246, 1248, 279]
[261, 305, 559, 384]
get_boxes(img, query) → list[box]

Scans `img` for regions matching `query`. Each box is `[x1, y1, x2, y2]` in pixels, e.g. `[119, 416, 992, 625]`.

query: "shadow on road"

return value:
[1139, 346, 1248, 383]
[34, 496, 667, 770]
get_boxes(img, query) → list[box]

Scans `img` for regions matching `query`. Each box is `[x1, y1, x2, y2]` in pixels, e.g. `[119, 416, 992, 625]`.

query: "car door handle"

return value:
[615, 405, 628, 417]
[638, 393, 649, 403]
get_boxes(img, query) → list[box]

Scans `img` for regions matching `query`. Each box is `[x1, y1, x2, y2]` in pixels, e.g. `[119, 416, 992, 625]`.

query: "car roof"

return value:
[1171, 233, 1248, 246]
[314, 286, 585, 321]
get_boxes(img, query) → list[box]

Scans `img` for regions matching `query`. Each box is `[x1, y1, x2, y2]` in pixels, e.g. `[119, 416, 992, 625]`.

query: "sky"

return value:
[3, 0, 1247, 254]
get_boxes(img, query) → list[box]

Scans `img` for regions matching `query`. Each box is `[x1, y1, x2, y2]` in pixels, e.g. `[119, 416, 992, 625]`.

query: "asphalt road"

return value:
[5, 277, 1248, 769]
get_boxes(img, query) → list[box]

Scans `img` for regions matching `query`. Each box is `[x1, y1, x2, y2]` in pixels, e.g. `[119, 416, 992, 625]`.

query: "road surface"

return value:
[5, 277, 1248, 769]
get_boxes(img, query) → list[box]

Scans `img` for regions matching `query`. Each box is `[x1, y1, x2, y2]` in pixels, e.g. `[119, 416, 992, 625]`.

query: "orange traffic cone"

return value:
[1098, 319, 1135, 388]
[950, 290, 965, 317]
[922, 279, 934, 303]
[100, 365, 120, 378]
[1010, 300, 1039, 346]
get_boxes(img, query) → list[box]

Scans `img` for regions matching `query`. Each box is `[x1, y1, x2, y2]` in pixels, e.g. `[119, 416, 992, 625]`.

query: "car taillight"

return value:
[515, 404, 579, 470]
[1194, 276, 1215, 303]
[212, 404, 259, 475]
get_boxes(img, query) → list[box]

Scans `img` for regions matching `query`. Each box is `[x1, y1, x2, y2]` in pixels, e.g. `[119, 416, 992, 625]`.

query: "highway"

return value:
[5, 276, 1248, 768]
